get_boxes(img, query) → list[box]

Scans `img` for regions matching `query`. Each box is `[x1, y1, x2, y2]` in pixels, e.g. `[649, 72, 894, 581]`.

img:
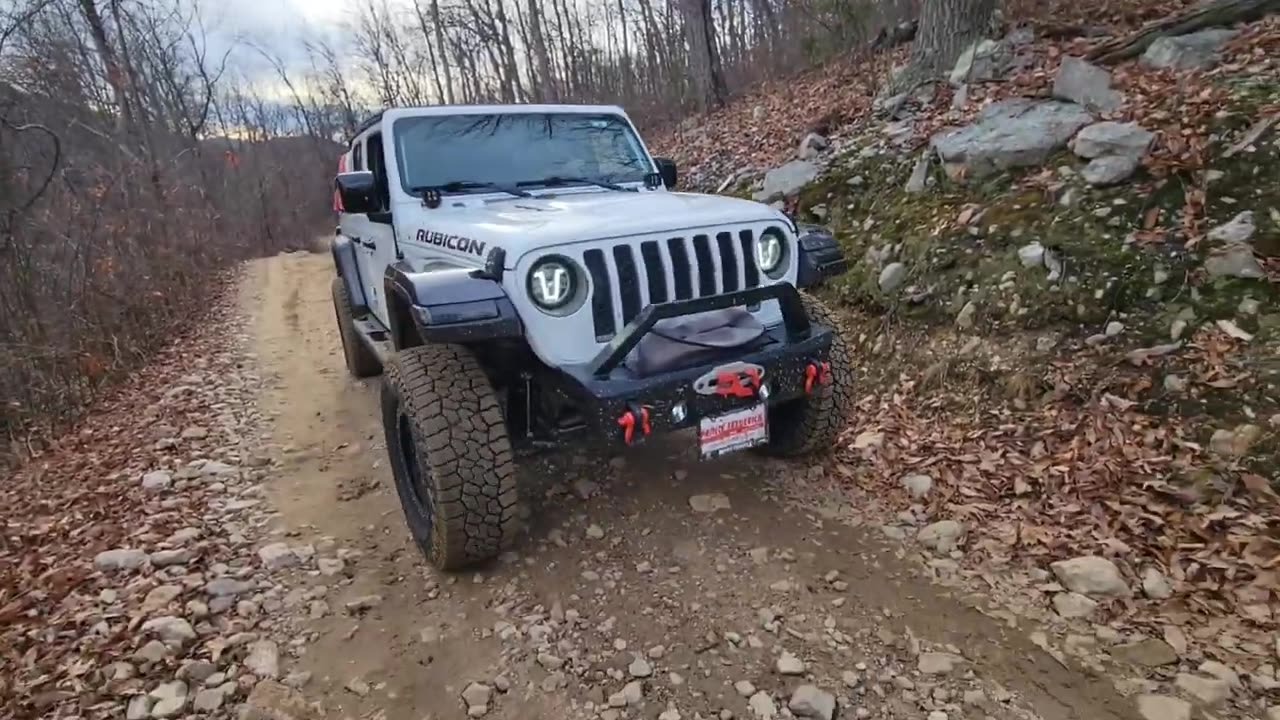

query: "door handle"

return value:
[362, 239, 377, 250]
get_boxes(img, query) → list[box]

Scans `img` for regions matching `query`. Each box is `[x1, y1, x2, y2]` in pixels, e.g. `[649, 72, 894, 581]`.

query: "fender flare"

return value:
[330, 233, 369, 312]
[795, 224, 847, 288]
[383, 263, 524, 348]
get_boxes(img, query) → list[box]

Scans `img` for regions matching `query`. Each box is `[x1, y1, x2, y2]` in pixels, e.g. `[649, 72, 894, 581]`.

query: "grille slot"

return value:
[583, 249, 615, 339]
[716, 232, 739, 293]
[691, 234, 716, 296]
[739, 230, 760, 288]
[667, 237, 693, 300]
[640, 241, 668, 304]
[613, 245, 642, 325]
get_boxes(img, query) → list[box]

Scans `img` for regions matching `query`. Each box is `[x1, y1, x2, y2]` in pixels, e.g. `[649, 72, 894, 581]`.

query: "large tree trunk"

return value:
[527, 0, 557, 101]
[681, 0, 728, 110]
[891, 0, 997, 92]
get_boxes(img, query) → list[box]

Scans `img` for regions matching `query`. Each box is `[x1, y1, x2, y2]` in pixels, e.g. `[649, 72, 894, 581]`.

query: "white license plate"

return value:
[698, 404, 768, 459]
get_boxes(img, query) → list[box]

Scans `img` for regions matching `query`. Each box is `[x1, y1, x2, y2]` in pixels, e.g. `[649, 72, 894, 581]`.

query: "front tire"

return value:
[757, 292, 854, 456]
[331, 277, 381, 378]
[382, 345, 519, 570]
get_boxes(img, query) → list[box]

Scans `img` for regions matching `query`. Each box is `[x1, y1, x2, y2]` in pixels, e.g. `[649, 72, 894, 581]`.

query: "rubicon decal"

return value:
[415, 229, 488, 257]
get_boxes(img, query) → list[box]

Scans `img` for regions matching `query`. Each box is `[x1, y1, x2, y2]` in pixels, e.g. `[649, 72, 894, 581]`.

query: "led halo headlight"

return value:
[755, 228, 787, 275]
[527, 255, 578, 311]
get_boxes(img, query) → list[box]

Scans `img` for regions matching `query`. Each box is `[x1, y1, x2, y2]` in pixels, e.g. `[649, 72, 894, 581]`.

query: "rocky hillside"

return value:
[656, 7, 1280, 719]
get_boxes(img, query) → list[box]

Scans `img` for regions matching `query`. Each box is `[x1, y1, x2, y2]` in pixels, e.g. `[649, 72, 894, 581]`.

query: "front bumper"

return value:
[547, 284, 834, 446]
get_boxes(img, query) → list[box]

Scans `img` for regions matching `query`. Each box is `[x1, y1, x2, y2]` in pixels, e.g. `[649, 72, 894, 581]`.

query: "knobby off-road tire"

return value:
[330, 277, 381, 378]
[382, 344, 519, 570]
[757, 292, 855, 457]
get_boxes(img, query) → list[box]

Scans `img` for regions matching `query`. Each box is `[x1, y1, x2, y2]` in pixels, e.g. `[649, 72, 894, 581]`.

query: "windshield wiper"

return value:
[516, 176, 636, 192]
[412, 181, 531, 199]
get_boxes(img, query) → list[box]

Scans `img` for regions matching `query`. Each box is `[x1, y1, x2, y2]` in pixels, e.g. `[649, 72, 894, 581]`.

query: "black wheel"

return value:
[756, 292, 855, 457]
[382, 345, 519, 570]
[331, 277, 381, 378]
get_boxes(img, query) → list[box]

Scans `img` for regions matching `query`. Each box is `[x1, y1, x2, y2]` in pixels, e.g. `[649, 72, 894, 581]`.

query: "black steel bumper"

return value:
[547, 284, 834, 446]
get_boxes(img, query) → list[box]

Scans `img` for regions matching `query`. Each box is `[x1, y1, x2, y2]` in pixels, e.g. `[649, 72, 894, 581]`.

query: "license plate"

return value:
[698, 404, 768, 459]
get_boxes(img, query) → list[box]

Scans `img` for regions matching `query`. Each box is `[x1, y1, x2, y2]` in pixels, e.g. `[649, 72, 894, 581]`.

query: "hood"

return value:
[396, 190, 791, 267]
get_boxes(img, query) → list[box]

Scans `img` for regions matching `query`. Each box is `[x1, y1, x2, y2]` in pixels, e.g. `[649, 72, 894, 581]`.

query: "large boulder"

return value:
[1072, 121, 1154, 160]
[1053, 57, 1124, 112]
[931, 100, 1094, 178]
[950, 39, 1009, 84]
[1050, 555, 1129, 597]
[754, 160, 819, 203]
[1140, 29, 1236, 71]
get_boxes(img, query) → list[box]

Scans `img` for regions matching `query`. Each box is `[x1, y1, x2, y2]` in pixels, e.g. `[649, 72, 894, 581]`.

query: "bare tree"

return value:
[892, 0, 999, 90]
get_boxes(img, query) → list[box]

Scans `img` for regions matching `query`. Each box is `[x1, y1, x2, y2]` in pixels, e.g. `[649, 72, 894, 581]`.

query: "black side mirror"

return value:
[336, 171, 377, 215]
[654, 157, 678, 189]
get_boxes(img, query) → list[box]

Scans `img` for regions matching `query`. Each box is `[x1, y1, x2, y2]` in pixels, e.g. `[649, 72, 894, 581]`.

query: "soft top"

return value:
[353, 104, 629, 141]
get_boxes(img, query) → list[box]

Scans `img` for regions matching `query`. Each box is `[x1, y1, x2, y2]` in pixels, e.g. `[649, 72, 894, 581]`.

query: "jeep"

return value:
[330, 104, 852, 570]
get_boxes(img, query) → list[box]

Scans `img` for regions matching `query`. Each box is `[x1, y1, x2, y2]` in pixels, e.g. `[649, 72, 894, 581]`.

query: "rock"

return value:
[1140, 29, 1235, 71]
[658, 710, 681, 720]
[798, 133, 830, 160]
[1052, 592, 1098, 619]
[748, 691, 778, 719]
[927, 712, 947, 720]
[94, 548, 148, 572]
[344, 594, 384, 613]
[931, 99, 1093, 178]
[1072, 122, 1153, 160]
[956, 301, 976, 329]
[126, 695, 155, 720]
[1018, 242, 1045, 268]
[141, 616, 196, 648]
[618, 680, 643, 705]
[1199, 660, 1241, 689]
[586, 524, 605, 540]
[754, 161, 819, 203]
[142, 470, 172, 492]
[852, 431, 884, 449]
[1205, 244, 1265, 279]
[917, 521, 964, 554]
[133, 640, 169, 664]
[878, 262, 907, 293]
[899, 474, 933, 499]
[192, 687, 227, 713]
[179, 426, 207, 439]
[245, 640, 280, 679]
[1050, 556, 1128, 597]
[150, 549, 192, 567]
[1112, 638, 1179, 667]
[241, 680, 318, 720]
[572, 478, 599, 499]
[647, 645, 665, 659]
[628, 656, 653, 678]
[149, 680, 189, 718]
[142, 585, 183, 613]
[1105, 321, 1125, 337]
[1052, 56, 1124, 112]
[776, 651, 806, 675]
[950, 39, 1007, 84]
[1267, 707, 1280, 720]
[1141, 568, 1172, 599]
[905, 154, 930, 193]
[689, 493, 731, 513]
[1082, 155, 1141, 186]
[1136, 694, 1190, 720]
[1210, 424, 1262, 457]
[1210, 210, 1257, 244]
[918, 652, 962, 675]
[316, 558, 345, 576]
[205, 577, 252, 597]
[462, 682, 492, 714]
[735, 680, 757, 697]
[788, 685, 835, 720]
[1175, 673, 1230, 705]
[258, 543, 298, 571]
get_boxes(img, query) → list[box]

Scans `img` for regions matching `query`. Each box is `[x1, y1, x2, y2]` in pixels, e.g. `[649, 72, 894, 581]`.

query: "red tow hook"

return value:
[804, 361, 832, 394]
[617, 405, 652, 445]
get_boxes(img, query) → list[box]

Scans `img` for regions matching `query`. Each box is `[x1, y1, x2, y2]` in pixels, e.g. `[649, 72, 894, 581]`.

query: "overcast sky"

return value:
[204, 0, 350, 79]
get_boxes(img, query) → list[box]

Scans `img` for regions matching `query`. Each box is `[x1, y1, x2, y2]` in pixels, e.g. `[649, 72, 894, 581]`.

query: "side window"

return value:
[366, 132, 391, 211]
[352, 140, 364, 171]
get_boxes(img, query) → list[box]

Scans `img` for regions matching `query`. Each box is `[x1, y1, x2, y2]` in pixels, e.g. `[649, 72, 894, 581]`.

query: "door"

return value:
[361, 131, 397, 329]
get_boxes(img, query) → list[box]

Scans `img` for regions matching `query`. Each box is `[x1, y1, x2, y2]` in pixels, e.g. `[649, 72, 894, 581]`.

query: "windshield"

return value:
[392, 113, 653, 194]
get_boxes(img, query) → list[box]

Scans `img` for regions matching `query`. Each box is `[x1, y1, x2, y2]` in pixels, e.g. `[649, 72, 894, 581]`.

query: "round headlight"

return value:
[528, 257, 576, 310]
[755, 231, 785, 274]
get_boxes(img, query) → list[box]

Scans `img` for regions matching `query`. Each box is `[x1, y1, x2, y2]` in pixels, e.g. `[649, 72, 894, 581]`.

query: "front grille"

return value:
[583, 228, 767, 341]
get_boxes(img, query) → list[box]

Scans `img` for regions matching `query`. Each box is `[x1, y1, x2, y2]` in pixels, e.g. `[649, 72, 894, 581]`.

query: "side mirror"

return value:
[336, 171, 377, 215]
[654, 157, 678, 189]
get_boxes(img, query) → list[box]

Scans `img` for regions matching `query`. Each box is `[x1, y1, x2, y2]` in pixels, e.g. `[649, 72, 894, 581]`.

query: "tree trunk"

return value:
[527, 0, 557, 101]
[77, 0, 133, 134]
[681, 0, 728, 110]
[891, 0, 997, 92]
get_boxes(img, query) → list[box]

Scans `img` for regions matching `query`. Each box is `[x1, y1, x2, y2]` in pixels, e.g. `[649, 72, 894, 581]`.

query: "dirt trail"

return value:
[241, 251, 1132, 720]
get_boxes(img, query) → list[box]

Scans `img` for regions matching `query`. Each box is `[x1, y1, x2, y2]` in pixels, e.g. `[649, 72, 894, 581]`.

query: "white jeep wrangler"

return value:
[331, 104, 852, 569]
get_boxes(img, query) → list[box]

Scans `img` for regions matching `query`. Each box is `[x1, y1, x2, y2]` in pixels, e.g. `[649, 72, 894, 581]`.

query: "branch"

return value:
[0, 118, 62, 216]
